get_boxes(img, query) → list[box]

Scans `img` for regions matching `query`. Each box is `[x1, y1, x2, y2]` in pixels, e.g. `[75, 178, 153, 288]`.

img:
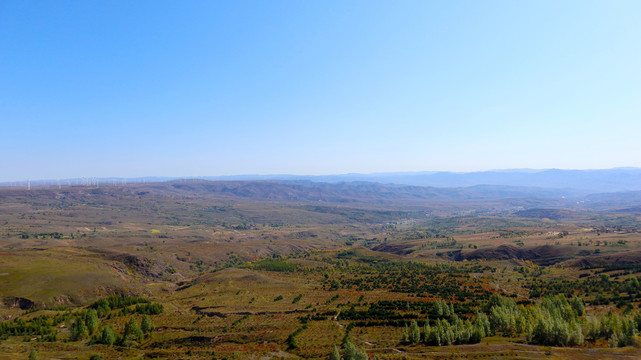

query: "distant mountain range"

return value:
[5, 168, 641, 193]
[215, 168, 641, 193]
[2, 176, 640, 214]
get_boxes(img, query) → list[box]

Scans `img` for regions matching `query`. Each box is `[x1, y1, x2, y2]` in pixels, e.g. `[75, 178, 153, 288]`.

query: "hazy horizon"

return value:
[1, 166, 640, 183]
[5, 167, 641, 197]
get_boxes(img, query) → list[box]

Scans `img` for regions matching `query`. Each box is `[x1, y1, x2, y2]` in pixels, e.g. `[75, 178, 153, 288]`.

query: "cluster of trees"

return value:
[339, 299, 477, 324]
[401, 314, 490, 346]
[72, 308, 155, 347]
[21, 232, 68, 239]
[91, 315, 154, 347]
[585, 311, 641, 347]
[339, 306, 412, 322]
[134, 303, 164, 315]
[322, 261, 491, 301]
[425, 314, 489, 346]
[251, 258, 299, 273]
[522, 296, 584, 346]
[476, 293, 586, 346]
[370, 299, 477, 317]
[0, 296, 162, 348]
[393, 294, 641, 348]
[89, 295, 150, 317]
[88, 296, 163, 320]
[526, 274, 641, 306]
[328, 341, 371, 360]
[431, 299, 456, 318]
[71, 310, 99, 340]
[426, 237, 461, 250]
[0, 312, 66, 340]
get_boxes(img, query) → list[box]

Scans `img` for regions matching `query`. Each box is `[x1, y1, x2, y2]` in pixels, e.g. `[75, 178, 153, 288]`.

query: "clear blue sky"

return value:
[1, 1, 640, 181]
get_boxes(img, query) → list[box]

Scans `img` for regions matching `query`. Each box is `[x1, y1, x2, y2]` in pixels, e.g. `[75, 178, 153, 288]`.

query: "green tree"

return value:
[433, 300, 445, 317]
[568, 320, 583, 345]
[141, 315, 153, 334]
[328, 345, 340, 360]
[423, 317, 431, 343]
[101, 326, 116, 346]
[123, 317, 143, 342]
[585, 316, 600, 341]
[570, 296, 585, 317]
[409, 320, 421, 344]
[474, 312, 491, 338]
[489, 301, 518, 336]
[342, 340, 368, 360]
[286, 333, 298, 350]
[401, 324, 409, 343]
[85, 309, 99, 334]
[438, 319, 453, 345]
[72, 317, 89, 340]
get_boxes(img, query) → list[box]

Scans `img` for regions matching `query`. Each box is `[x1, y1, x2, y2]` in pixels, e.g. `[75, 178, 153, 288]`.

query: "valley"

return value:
[1, 180, 641, 359]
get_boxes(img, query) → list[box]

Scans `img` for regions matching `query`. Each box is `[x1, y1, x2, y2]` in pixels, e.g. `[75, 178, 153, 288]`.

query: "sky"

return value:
[1, 1, 640, 182]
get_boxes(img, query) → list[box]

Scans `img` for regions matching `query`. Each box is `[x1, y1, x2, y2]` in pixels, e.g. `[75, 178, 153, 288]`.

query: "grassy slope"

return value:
[1, 184, 641, 358]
